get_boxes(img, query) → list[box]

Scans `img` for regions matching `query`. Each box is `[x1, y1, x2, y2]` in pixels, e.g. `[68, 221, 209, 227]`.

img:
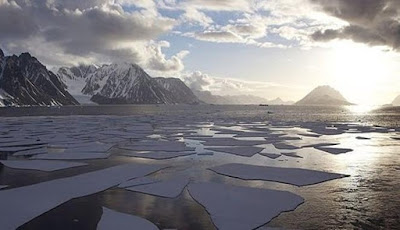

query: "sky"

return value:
[1, 0, 400, 105]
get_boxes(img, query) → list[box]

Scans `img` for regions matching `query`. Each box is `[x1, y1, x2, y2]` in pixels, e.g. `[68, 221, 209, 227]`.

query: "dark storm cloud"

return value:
[0, 0, 177, 68]
[311, 0, 400, 49]
[0, 2, 39, 39]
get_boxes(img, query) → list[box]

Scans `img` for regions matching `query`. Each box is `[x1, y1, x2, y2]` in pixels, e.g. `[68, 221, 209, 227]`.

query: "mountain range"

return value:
[0, 49, 78, 106]
[295, 85, 353, 106]
[57, 63, 200, 105]
[193, 90, 293, 105]
[0, 49, 299, 107]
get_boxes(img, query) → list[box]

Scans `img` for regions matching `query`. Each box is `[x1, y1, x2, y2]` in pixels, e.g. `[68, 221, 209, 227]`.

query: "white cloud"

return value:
[180, 71, 284, 98]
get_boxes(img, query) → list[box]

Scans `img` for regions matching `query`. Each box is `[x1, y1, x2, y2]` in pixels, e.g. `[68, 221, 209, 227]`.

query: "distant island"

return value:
[295, 85, 353, 106]
[392, 95, 400, 106]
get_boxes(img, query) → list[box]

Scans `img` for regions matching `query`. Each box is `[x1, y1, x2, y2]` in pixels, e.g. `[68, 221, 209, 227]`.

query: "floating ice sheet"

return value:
[13, 147, 48, 156]
[302, 143, 339, 148]
[281, 152, 303, 158]
[122, 151, 195, 160]
[259, 153, 281, 159]
[0, 160, 87, 172]
[298, 133, 321, 138]
[188, 182, 304, 230]
[206, 147, 264, 157]
[0, 163, 164, 230]
[0, 146, 45, 152]
[97, 207, 158, 230]
[201, 138, 268, 147]
[120, 142, 194, 152]
[315, 147, 353, 154]
[273, 143, 299, 150]
[118, 177, 160, 188]
[125, 176, 189, 198]
[31, 152, 111, 160]
[210, 163, 348, 186]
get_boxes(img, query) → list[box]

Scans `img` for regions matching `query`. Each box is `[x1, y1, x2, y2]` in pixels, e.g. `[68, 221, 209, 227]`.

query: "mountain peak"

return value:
[295, 85, 352, 106]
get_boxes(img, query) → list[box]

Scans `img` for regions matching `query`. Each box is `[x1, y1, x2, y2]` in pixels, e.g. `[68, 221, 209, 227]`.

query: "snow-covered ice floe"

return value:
[118, 176, 160, 188]
[0, 163, 164, 230]
[124, 176, 189, 198]
[31, 152, 112, 160]
[13, 147, 48, 156]
[119, 141, 194, 152]
[281, 152, 303, 158]
[259, 153, 281, 159]
[188, 182, 304, 230]
[0, 160, 87, 172]
[122, 151, 196, 160]
[210, 163, 348, 186]
[97, 207, 159, 230]
[205, 146, 264, 157]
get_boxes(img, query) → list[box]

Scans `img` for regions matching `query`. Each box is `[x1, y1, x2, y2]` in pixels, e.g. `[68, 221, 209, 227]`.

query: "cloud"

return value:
[183, 0, 253, 12]
[180, 71, 281, 96]
[310, 0, 400, 50]
[180, 7, 213, 27]
[0, 1, 38, 40]
[146, 41, 189, 72]
[0, 0, 187, 72]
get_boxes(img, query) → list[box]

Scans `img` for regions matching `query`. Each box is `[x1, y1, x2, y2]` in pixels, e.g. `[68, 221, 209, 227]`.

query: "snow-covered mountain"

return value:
[193, 90, 293, 105]
[295, 85, 353, 106]
[57, 63, 200, 104]
[0, 49, 78, 106]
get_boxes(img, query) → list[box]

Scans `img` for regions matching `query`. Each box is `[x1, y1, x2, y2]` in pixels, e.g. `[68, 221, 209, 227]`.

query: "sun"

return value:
[328, 41, 395, 105]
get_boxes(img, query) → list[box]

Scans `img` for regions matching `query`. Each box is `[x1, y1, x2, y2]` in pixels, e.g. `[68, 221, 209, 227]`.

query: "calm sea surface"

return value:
[0, 105, 399, 230]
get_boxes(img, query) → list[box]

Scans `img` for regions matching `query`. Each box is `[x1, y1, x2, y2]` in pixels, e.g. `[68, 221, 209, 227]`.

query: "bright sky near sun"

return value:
[1, 0, 400, 105]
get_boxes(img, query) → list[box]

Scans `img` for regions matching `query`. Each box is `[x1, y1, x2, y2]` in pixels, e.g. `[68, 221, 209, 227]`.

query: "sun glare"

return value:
[329, 41, 394, 105]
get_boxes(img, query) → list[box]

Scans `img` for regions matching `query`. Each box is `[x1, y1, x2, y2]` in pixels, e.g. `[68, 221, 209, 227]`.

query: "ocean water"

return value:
[0, 105, 399, 230]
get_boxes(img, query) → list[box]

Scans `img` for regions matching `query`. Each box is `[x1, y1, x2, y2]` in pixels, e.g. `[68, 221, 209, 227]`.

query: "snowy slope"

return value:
[58, 63, 200, 104]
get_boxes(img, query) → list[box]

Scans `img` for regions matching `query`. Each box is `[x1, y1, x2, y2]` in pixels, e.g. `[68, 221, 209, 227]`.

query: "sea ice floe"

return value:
[205, 147, 264, 157]
[31, 152, 112, 160]
[272, 142, 300, 150]
[0, 185, 8, 190]
[210, 163, 348, 186]
[0, 140, 46, 147]
[97, 207, 158, 230]
[0, 160, 87, 172]
[0, 146, 46, 152]
[188, 182, 304, 230]
[0, 163, 164, 230]
[119, 141, 194, 152]
[62, 142, 113, 152]
[118, 177, 160, 188]
[201, 138, 268, 147]
[315, 147, 353, 154]
[298, 133, 321, 138]
[281, 152, 303, 158]
[122, 151, 196, 160]
[259, 152, 281, 159]
[301, 143, 339, 148]
[125, 176, 189, 198]
[13, 147, 48, 156]
[233, 132, 269, 137]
